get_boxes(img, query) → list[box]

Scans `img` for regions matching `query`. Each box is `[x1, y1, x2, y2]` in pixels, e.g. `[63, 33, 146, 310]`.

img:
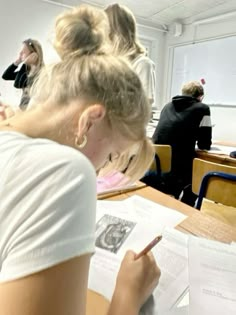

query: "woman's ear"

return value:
[76, 104, 106, 137]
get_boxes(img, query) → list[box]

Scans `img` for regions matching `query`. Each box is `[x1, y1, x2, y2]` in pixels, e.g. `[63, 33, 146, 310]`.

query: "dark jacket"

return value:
[2, 64, 30, 109]
[152, 95, 212, 184]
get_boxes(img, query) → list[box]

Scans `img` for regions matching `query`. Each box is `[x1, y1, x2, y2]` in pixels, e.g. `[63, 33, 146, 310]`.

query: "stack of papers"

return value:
[88, 195, 236, 314]
[189, 236, 236, 315]
[89, 196, 187, 314]
[161, 236, 236, 315]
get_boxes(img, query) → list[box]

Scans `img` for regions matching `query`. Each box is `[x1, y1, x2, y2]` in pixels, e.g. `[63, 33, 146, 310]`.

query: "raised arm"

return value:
[108, 251, 161, 315]
[13, 64, 28, 88]
[0, 250, 160, 315]
[0, 143, 97, 315]
[2, 63, 28, 89]
[197, 106, 212, 150]
[2, 63, 18, 80]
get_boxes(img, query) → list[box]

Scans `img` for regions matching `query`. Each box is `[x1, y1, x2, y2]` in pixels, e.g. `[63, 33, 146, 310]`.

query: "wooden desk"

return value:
[196, 142, 236, 167]
[87, 185, 236, 315]
[196, 150, 236, 167]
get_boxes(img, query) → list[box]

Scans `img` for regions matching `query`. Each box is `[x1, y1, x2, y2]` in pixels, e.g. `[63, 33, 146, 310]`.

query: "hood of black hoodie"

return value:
[172, 95, 199, 112]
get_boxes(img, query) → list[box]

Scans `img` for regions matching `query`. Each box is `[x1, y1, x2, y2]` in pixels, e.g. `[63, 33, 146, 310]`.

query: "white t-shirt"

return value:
[132, 55, 156, 107]
[0, 131, 96, 282]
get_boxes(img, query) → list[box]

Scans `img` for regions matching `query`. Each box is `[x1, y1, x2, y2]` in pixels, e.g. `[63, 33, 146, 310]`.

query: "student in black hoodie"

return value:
[152, 81, 212, 206]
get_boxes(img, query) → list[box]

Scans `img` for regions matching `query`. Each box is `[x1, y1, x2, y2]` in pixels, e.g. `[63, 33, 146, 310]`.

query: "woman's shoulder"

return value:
[0, 131, 96, 181]
[132, 54, 155, 67]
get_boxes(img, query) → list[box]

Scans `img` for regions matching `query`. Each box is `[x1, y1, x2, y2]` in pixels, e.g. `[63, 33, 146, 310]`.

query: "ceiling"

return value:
[43, 0, 236, 29]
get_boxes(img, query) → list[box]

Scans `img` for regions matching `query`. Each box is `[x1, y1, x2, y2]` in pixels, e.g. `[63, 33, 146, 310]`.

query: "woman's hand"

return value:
[117, 250, 160, 307]
[24, 52, 38, 65]
[108, 250, 161, 315]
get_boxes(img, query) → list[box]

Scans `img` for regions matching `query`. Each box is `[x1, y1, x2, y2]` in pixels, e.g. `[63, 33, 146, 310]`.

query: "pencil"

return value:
[135, 235, 162, 260]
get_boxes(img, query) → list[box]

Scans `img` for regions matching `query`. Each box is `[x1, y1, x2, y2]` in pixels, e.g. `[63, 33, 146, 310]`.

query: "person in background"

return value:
[105, 3, 156, 109]
[152, 81, 212, 206]
[0, 5, 160, 315]
[2, 39, 44, 110]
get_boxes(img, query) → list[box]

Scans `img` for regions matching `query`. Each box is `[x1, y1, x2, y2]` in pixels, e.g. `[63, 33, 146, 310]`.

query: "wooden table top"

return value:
[196, 141, 236, 167]
[196, 150, 236, 167]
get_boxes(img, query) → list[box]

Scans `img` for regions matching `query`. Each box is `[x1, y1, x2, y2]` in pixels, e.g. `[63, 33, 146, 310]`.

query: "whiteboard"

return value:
[171, 36, 236, 106]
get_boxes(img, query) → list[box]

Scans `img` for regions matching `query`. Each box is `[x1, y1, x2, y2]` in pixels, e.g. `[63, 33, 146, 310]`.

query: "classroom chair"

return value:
[141, 145, 172, 191]
[150, 144, 172, 173]
[192, 158, 236, 225]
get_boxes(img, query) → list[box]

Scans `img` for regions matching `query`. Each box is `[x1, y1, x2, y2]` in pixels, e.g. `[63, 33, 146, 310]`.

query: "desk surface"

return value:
[87, 185, 236, 315]
[196, 141, 236, 167]
[111, 186, 236, 243]
[196, 150, 236, 166]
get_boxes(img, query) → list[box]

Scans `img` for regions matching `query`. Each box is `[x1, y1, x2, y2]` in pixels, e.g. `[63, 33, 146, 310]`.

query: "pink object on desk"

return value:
[97, 171, 132, 194]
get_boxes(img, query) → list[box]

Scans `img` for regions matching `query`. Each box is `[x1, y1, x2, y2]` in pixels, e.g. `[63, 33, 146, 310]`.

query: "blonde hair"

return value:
[31, 5, 154, 181]
[54, 5, 110, 59]
[23, 39, 44, 76]
[105, 3, 145, 61]
[182, 81, 204, 99]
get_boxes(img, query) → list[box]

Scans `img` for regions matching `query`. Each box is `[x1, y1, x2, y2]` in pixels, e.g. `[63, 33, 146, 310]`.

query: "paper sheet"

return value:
[89, 197, 188, 313]
[88, 248, 121, 301]
[124, 195, 187, 227]
[189, 236, 236, 315]
[144, 228, 189, 314]
[89, 226, 189, 315]
[95, 197, 186, 256]
[95, 199, 167, 257]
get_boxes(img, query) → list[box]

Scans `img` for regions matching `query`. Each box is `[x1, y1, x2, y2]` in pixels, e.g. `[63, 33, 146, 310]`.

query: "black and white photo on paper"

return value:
[95, 214, 136, 253]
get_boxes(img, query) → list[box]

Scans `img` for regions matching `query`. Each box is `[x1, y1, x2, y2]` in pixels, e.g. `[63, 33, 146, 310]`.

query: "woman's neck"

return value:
[0, 105, 77, 147]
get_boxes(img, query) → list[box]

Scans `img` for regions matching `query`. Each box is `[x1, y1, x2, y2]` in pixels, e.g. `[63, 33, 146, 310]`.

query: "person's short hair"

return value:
[181, 81, 204, 98]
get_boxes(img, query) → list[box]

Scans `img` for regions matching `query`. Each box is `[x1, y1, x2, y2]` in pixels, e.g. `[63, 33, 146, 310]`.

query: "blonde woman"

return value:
[2, 39, 44, 110]
[105, 3, 156, 108]
[0, 5, 160, 315]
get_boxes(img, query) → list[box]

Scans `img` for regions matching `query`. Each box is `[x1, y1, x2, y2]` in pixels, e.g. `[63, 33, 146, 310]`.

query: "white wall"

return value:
[0, 0, 64, 106]
[162, 17, 236, 142]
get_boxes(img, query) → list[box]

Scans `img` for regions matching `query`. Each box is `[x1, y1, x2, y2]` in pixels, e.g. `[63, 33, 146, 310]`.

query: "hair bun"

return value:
[54, 5, 110, 59]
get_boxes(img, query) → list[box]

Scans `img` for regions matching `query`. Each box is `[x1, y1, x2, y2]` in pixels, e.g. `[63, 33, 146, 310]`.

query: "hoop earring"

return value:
[75, 135, 87, 149]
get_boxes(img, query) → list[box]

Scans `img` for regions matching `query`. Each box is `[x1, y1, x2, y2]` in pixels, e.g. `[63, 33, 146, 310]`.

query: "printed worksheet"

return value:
[189, 236, 236, 315]
[89, 197, 188, 313]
